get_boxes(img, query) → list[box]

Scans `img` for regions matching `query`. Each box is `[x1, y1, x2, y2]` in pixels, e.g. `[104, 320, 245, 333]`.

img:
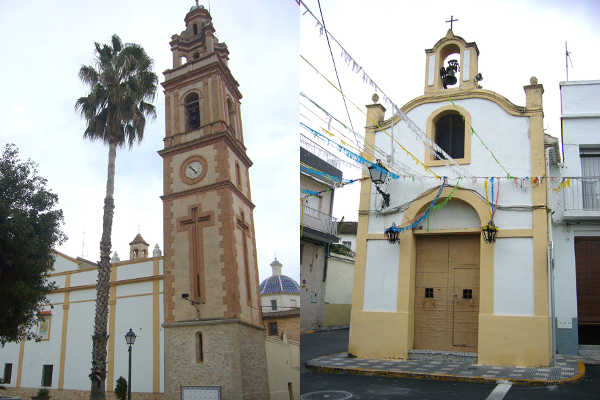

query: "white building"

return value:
[550, 80, 600, 355]
[0, 236, 165, 399]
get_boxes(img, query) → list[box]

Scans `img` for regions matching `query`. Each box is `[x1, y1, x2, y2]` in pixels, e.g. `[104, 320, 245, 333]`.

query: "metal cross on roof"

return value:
[446, 15, 458, 31]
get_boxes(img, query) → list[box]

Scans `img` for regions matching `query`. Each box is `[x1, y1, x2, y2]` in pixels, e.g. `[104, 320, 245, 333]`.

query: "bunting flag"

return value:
[301, 188, 321, 197]
[385, 178, 447, 234]
[447, 96, 514, 179]
[300, 122, 400, 179]
[553, 178, 571, 192]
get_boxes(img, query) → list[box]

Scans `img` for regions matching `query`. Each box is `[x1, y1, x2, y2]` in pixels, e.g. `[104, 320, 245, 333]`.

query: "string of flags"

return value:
[385, 178, 448, 238]
[300, 122, 400, 179]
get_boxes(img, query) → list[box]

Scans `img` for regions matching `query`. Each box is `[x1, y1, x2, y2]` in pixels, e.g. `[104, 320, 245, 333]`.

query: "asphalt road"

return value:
[301, 328, 600, 400]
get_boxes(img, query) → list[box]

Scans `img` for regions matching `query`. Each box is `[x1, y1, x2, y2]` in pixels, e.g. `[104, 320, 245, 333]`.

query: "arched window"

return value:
[434, 112, 464, 159]
[193, 24, 198, 35]
[185, 93, 200, 131]
[227, 98, 235, 135]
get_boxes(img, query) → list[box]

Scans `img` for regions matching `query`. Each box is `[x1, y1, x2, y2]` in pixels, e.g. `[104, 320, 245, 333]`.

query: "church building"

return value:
[349, 29, 552, 367]
[1, 4, 276, 400]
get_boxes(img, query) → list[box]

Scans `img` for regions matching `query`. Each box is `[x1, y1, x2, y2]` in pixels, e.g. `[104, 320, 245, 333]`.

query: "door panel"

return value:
[414, 235, 479, 352]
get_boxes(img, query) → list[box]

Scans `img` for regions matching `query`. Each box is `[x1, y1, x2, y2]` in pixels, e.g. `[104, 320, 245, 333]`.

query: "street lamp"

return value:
[367, 159, 391, 208]
[124, 328, 137, 400]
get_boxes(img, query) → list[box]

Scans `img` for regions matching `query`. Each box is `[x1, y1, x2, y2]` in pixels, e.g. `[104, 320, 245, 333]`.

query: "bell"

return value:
[440, 59, 459, 89]
[443, 69, 457, 87]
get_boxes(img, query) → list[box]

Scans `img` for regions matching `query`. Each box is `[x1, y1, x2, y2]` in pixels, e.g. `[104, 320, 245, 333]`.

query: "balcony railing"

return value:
[557, 177, 600, 220]
[301, 205, 337, 236]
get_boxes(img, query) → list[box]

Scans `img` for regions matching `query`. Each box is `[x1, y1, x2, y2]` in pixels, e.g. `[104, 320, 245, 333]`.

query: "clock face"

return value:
[185, 161, 203, 179]
[180, 157, 207, 184]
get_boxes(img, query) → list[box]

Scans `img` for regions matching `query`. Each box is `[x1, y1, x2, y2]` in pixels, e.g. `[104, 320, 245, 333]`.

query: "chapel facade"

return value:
[349, 30, 552, 367]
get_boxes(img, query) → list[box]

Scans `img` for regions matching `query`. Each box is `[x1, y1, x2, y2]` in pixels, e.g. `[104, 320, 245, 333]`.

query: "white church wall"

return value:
[70, 270, 97, 287]
[369, 98, 533, 236]
[0, 342, 20, 387]
[116, 281, 153, 297]
[69, 288, 96, 303]
[63, 301, 95, 390]
[113, 295, 154, 393]
[51, 253, 79, 273]
[493, 238, 534, 316]
[20, 306, 64, 389]
[117, 259, 156, 281]
[50, 275, 66, 289]
[422, 201, 480, 230]
[363, 240, 398, 312]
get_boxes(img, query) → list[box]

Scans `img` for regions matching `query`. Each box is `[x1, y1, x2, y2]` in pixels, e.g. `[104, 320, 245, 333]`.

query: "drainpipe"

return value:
[546, 147, 557, 365]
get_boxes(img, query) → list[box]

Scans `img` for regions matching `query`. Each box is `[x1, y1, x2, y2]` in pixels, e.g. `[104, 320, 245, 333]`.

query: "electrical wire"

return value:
[315, 0, 361, 150]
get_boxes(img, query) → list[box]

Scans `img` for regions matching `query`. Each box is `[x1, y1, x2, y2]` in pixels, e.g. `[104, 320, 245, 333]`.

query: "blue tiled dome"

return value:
[260, 274, 300, 295]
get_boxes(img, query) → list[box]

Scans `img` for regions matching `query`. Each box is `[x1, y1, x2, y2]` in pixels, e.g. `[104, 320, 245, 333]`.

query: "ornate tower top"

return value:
[424, 30, 481, 95]
[169, 4, 229, 69]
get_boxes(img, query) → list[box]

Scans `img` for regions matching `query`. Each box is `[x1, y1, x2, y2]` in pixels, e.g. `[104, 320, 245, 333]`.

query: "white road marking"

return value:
[486, 381, 513, 400]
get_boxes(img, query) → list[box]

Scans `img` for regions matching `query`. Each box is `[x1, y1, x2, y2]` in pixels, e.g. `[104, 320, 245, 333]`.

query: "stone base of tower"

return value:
[164, 319, 270, 400]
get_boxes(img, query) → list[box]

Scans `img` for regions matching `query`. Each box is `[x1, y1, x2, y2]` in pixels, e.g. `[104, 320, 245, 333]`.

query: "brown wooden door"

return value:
[414, 235, 480, 352]
[575, 237, 600, 326]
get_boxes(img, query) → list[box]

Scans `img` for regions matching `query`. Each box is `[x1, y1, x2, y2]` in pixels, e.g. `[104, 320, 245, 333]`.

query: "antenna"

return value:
[565, 41, 573, 81]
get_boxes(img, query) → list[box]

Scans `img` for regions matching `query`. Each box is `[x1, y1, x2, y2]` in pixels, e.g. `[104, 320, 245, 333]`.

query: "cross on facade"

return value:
[237, 212, 253, 306]
[178, 206, 214, 304]
[446, 15, 458, 31]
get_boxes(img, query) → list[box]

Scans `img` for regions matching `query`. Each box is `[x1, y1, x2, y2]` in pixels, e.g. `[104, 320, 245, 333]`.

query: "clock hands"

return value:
[189, 165, 199, 174]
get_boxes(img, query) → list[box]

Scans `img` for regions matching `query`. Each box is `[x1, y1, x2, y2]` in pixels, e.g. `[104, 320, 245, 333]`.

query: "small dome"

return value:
[260, 275, 300, 295]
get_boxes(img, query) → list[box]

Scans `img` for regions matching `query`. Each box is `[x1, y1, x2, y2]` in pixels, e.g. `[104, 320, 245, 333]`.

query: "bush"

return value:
[115, 376, 127, 400]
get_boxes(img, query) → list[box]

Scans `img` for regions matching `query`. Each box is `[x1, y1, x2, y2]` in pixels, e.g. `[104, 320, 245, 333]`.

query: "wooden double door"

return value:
[414, 235, 480, 352]
[575, 237, 600, 344]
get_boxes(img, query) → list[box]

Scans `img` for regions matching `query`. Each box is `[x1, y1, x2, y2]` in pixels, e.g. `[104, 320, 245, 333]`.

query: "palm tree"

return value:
[75, 34, 158, 400]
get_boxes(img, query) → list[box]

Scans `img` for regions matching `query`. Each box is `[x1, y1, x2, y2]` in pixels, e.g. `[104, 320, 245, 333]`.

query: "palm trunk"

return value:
[90, 142, 117, 400]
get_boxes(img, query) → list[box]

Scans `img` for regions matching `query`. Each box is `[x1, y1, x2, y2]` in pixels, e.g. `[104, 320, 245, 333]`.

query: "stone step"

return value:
[408, 349, 478, 364]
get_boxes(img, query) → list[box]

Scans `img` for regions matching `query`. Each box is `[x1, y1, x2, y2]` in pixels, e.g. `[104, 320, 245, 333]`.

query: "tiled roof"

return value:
[129, 233, 149, 246]
[260, 275, 300, 295]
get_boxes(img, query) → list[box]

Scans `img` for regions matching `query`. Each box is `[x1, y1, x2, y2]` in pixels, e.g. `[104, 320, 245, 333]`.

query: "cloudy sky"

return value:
[300, 0, 600, 221]
[0, 1, 299, 282]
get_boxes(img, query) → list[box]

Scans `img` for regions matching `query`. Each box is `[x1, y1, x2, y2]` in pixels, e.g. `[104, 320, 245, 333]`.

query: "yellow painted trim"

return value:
[414, 227, 481, 236]
[375, 89, 533, 134]
[423, 104, 472, 166]
[107, 266, 117, 392]
[16, 337, 24, 387]
[365, 233, 386, 240]
[58, 274, 70, 389]
[49, 255, 164, 277]
[51, 274, 164, 293]
[153, 260, 160, 393]
[348, 104, 380, 356]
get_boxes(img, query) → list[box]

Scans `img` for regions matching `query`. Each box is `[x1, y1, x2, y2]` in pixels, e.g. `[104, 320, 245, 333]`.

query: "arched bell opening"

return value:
[439, 44, 461, 89]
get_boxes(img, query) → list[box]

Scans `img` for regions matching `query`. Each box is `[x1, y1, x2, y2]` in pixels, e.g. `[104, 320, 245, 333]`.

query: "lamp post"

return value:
[124, 328, 137, 400]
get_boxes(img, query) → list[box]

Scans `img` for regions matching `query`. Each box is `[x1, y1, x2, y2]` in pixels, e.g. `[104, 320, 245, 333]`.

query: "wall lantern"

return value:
[368, 159, 391, 208]
[482, 220, 498, 243]
[385, 223, 400, 244]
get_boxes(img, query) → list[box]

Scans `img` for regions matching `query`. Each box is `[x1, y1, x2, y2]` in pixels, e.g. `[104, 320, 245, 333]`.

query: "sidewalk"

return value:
[306, 351, 587, 385]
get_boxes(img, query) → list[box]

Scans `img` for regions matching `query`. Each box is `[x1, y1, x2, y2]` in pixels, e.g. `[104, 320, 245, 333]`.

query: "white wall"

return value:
[0, 255, 165, 393]
[363, 240, 398, 312]
[493, 238, 534, 316]
[325, 254, 354, 304]
[261, 293, 300, 311]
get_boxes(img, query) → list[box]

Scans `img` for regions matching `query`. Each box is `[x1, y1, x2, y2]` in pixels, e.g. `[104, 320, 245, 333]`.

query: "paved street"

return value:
[301, 328, 600, 399]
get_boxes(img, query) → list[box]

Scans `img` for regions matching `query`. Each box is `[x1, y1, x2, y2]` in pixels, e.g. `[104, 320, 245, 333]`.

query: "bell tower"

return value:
[159, 4, 269, 399]
[424, 29, 480, 95]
